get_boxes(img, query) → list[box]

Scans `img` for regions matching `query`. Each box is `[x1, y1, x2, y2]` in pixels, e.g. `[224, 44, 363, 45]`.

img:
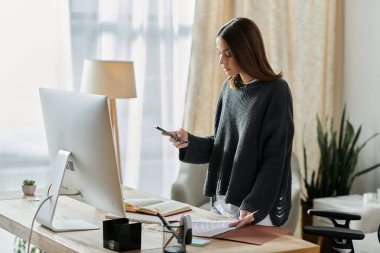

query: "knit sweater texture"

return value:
[179, 79, 294, 226]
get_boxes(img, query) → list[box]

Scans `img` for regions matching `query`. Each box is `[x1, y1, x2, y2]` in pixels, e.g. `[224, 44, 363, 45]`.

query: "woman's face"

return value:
[216, 37, 242, 76]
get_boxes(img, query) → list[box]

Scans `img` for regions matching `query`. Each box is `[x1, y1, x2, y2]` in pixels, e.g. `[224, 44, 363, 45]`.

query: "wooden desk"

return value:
[0, 187, 319, 253]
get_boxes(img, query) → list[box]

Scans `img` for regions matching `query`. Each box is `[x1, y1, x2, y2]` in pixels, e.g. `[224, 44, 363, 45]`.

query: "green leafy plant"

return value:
[302, 107, 380, 206]
[23, 179, 35, 186]
[14, 237, 46, 253]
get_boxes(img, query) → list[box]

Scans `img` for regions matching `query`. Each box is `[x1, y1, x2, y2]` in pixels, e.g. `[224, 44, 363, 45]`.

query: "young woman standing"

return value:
[167, 17, 294, 227]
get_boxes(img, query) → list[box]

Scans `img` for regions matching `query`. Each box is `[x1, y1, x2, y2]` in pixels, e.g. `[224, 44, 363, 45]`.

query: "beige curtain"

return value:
[183, 0, 343, 173]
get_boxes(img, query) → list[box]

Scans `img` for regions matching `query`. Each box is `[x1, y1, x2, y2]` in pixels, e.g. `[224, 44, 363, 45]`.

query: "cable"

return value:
[60, 190, 83, 198]
[27, 184, 53, 253]
[60, 186, 83, 198]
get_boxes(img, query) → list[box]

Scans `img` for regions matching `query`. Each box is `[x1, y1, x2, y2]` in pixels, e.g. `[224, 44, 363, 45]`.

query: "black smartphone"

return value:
[153, 125, 188, 143]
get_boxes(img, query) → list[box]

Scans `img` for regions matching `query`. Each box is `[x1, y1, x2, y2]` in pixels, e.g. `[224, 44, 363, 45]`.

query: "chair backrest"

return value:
[283, 154, 301, 235]
[171, 162, 209, 207]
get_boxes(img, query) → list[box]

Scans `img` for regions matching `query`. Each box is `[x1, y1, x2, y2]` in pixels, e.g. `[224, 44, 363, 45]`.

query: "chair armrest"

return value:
[303, 226, 365, 240]
[304, 209, 365, 252]
[308, 209, 361, 220]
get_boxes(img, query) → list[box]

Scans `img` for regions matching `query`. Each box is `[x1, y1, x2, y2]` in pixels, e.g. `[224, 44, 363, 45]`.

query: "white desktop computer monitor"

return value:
[36, 88, 125, 232]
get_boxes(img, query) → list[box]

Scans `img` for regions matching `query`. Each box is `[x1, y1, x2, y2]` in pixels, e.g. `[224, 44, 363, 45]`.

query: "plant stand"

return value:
[302, 202, 333, 253]
[301, 202, 317, 242]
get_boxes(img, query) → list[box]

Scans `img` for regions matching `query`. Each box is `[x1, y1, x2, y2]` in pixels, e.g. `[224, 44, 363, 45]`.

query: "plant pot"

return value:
[22, 185, 36, 195]
[301, 202, 333, 252]
[301, 202, 318, 242]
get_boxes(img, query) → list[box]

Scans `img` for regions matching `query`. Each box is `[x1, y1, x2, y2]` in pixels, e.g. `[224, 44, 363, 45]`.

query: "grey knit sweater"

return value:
[179, 79, 294, 226]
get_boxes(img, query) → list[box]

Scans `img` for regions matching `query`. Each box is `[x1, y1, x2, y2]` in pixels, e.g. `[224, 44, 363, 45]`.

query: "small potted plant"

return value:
[22, 179, 36, 195]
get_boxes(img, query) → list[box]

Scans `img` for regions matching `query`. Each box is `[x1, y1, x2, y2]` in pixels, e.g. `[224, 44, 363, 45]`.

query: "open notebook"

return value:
[124, 198, 192, 217]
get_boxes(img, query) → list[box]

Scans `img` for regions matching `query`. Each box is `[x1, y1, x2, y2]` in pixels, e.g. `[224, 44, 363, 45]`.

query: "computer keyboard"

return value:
[124, 212, 178, 224]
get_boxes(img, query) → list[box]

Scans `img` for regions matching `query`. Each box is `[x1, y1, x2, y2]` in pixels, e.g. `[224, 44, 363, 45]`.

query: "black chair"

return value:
[303, 209, 365, 253]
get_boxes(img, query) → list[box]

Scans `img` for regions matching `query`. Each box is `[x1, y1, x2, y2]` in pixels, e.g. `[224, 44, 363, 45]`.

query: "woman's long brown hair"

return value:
[217, 17, 282, 88]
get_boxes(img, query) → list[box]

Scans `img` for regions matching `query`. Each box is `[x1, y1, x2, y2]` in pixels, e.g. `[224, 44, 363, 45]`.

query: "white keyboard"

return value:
[124, 212, 178, 224]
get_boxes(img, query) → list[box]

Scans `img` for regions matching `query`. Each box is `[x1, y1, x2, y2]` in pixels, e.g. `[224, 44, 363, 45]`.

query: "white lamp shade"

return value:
[80, 59, 137, 99]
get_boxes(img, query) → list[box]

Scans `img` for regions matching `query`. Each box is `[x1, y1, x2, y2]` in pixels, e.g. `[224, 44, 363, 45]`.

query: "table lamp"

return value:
[80, 59, 137, 182]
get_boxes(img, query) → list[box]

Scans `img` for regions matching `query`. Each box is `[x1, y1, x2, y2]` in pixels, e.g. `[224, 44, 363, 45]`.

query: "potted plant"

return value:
[22, 179, 36, 195]
[301, 107, 380, 240]
[14, 237, 45, 253]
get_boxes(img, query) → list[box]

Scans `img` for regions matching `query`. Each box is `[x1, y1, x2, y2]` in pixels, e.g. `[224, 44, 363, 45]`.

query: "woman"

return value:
[167, 17, 294, 228]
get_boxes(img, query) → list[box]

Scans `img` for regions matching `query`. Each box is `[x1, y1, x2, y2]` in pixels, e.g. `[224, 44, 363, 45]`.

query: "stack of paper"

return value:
[192, 219, 236, 237]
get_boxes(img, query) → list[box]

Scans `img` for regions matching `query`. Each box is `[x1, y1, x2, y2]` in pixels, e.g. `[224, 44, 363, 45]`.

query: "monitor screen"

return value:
[36, 88, 125, 232]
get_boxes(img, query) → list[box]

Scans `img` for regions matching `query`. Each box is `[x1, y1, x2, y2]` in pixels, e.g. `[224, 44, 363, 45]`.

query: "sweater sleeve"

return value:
[240, 83, 294, 223]
[179, 134, 214, 164]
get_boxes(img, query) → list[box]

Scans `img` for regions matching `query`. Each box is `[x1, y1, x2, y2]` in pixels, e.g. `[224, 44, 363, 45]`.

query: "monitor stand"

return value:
[36, 150, 99, 232]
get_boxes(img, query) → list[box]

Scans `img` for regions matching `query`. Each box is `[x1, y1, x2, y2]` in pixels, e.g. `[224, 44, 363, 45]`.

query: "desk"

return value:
[0, 187, 319, 253]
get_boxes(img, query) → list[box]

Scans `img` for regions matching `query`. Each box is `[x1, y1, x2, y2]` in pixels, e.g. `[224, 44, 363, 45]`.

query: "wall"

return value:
[343, 0, 380, 193]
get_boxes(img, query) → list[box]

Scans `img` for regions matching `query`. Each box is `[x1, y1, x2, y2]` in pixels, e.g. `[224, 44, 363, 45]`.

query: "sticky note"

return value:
[191, 238, 210, 246]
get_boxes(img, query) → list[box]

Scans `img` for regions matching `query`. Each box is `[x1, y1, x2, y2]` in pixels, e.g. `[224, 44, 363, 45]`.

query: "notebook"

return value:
[124, 198, 192, 217]
[124, 212, 177, 224]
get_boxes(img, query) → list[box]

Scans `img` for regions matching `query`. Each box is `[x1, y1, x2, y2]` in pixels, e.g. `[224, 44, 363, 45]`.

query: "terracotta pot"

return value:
[302, 202, 333, 252]
[301, 202, 318, 243]
[22, 185, 36, 195]
[301, 202, 313, 226]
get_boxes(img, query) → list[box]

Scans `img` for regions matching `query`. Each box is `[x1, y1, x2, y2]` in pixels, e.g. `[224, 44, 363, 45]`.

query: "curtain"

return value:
[70, 0, 195, 197]
[184, 0, 343, 175]
[0, 0, 72, 191]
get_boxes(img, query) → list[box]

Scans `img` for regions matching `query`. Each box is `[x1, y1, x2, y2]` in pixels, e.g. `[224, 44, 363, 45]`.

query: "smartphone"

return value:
[153, 125, 188, 143]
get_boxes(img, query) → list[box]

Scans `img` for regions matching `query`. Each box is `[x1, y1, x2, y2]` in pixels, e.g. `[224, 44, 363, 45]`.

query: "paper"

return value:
[215, 224, 292, 245]
[25, 196, 41, 201]
[192, 219, 292, 245]
[192, 219, 237, 237]
[124, 212, 178, 224]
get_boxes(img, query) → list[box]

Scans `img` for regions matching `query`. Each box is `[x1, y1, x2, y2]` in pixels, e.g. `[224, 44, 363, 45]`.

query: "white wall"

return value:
[343, 0, 380, 194]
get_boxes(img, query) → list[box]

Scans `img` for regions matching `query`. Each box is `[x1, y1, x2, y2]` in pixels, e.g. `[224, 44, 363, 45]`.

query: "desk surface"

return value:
[0, 187, 319, 253]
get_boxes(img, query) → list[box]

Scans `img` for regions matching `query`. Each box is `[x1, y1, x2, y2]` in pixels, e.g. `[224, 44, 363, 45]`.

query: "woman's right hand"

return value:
[162, 128, 189, 149]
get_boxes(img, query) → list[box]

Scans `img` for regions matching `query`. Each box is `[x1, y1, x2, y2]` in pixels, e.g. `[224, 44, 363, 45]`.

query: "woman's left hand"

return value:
[228, 210, 255, 228]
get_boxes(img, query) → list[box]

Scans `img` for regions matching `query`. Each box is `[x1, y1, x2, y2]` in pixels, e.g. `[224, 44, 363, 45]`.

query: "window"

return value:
[70, 0, 195, 197]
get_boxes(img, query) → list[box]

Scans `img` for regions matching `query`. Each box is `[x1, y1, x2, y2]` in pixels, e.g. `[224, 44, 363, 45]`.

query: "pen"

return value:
[164, 227, 180, 248]
[240, 210, 259, 220]
[156, 211, 180, 240]
[230, 210, 259, 228]
[246, 210, 259, 218]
